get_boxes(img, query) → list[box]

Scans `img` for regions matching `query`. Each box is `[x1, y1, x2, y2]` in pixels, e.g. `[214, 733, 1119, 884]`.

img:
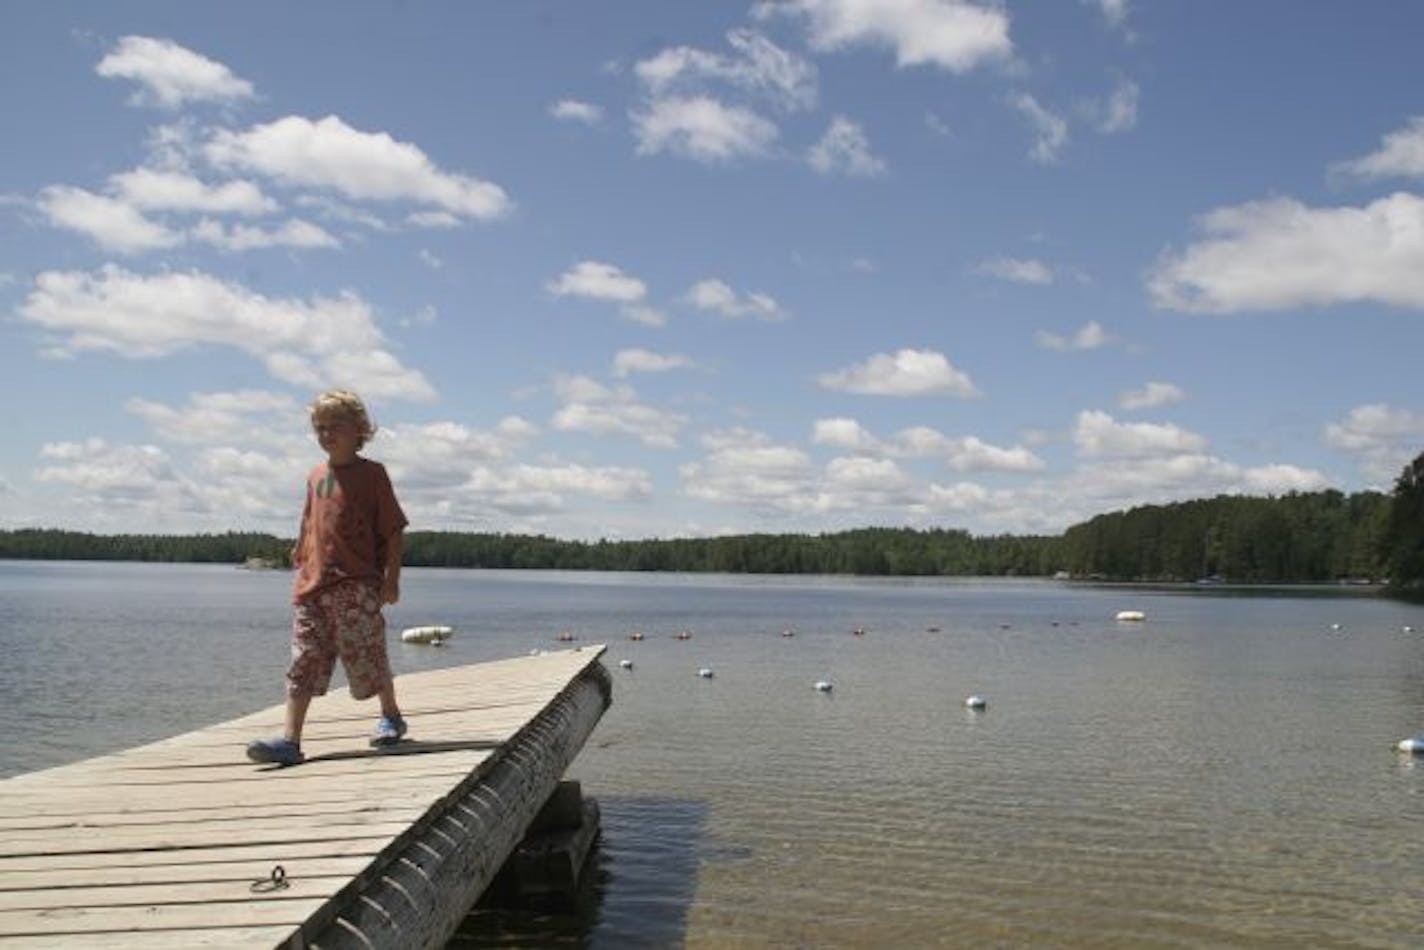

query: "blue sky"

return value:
[3, 1, 1423, 541]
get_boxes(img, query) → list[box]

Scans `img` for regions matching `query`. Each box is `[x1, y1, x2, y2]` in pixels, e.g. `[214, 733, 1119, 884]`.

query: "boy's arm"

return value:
[381, 529, 403, 605]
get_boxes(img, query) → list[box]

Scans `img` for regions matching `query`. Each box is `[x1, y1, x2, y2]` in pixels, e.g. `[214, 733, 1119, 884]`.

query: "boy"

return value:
[247, 390, 409, 766]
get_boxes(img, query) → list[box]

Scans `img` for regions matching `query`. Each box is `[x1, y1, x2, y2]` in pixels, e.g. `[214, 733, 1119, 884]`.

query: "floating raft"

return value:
[0, 646, 611, 949]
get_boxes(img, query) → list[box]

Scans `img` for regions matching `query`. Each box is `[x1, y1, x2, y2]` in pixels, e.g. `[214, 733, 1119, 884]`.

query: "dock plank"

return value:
[0, 645, 610, 949]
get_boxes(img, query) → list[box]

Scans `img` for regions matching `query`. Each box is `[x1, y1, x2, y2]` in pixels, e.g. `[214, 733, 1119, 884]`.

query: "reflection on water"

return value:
[3, 563, 1424, 947]
[454, 797, 708, 949]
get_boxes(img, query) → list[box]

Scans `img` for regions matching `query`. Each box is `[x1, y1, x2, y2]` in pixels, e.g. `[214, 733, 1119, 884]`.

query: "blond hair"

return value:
[309, 390, 376, 448]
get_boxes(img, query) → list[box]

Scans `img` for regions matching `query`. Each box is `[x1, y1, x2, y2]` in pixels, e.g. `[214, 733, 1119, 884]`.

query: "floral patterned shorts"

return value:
[287, 581, 391, 701]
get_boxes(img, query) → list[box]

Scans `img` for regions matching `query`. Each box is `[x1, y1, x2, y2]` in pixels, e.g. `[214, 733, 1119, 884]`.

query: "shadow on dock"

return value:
[452, 795, 710, 948]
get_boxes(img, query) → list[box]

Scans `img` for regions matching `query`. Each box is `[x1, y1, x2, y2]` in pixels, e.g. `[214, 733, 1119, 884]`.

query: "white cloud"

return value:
[819, 348, 979, 397]
[547, 261, 653, 326]
[631, 96, 780, 163]
[1333, 117, 1424, 180]
[681, 430, 819, 514]
[1089, 0, 1131, 30]
[1009, 92, 1068, 164]
[685, 278, 787, 320]
[551, 375, 686, 448]
[812, 417, 880, 452]
[547, 260, 646, 302]
[814, 418, 1043, 472]
[1117, 381, 1185, 411]
[942, 435, 1045, 472]
[1149, 193, 1424, 312]
[36, 439, 207, 513]
[126, 390, 299, 445]
[18, 265, 435, 402]
[762, 0, 1013, 73]
[1034, 320, 1111, 351]
[1073, 410, 1207, 458]
[1099, 76, 1139, 133]
[612, 348, 694, 377]
[37, 186, 180, 254]
[978, 256, 1052, 285]
[190, 217, 339, 251]
[808, 116, 887, 177]
[110, 167, 277, 215]
[1323, 403, 1424, 481]
[96, 35, 255, 109]
[407, 210, 462, 229]
[206, 115, 512, 220]
[550, 99, 604, 124]
[636, 29, 817, 112]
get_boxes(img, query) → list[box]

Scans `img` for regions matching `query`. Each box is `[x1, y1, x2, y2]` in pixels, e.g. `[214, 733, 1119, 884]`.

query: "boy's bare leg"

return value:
[284, 691, 313, 744]
[377, 680, 401, 720]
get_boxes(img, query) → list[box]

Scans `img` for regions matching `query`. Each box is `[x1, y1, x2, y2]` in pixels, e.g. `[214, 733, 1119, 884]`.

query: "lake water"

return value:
[3, 561, 1424, 947]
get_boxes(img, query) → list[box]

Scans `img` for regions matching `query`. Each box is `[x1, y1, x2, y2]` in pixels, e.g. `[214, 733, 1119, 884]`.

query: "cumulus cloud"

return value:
[549, 99, 604, 124]
[681, 429, 819, 515]
[1009, 92, 1069, 164]
[548, 261, 663, 324]
[636, 29, 817, 112]
[1118, 381, 1186, 411]
[38, 186, 180, 254]
[1323, 403, 1424, 481]
[685, 279, 787, 320]
[815, 418, 1043, 471]
[631, 96, 780, 163]
[96, 35, 255, 109]
[978, 256, 1052, 285]
[551, 375, 686, 448]
[1073, 410, 1207, 458]
[110, 167, 277, 215]
[1148, 193, 1424, 312]
[812, 417, 881, 452]
[190, 217, 339, 251]
[819, 348, 979, 397]
[547, 260, 647, 302]
[126, 390, 299, 445]
[36, 439, 208, 514]
[808, 116, 887, 176]
[18, 265, 435, 401]
[612, 348, 695, 377]
[206, 115, 512, 221]
[761, 0, 1013, 73]
[1035, 320, 1112, 351]
[1333, 117, 1424, 180]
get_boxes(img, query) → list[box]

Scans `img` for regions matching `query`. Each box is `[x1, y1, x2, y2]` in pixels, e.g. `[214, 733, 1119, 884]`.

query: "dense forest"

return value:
[3, 454, 1423, 589]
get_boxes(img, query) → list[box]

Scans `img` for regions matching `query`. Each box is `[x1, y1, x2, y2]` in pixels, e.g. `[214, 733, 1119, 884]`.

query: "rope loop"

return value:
[250, 864, 290, 893]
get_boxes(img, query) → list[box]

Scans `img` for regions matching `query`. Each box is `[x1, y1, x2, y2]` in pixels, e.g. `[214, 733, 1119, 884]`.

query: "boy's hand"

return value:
[382, 578, 400, 605]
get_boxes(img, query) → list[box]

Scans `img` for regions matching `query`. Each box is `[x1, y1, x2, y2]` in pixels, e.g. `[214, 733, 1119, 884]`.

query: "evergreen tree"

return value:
[1386, 451, 1424, 590]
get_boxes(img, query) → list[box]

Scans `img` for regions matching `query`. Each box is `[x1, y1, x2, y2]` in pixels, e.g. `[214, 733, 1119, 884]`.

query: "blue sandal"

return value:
[370, 715, 407, 747]
[246, 737, 305, 766]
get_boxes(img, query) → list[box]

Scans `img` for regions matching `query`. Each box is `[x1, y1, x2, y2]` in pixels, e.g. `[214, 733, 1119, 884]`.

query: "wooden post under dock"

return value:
[0, 645, 611, 949]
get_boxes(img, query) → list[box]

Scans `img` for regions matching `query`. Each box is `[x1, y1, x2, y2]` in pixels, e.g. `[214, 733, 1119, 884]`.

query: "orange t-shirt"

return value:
[292, 458, 407, 603]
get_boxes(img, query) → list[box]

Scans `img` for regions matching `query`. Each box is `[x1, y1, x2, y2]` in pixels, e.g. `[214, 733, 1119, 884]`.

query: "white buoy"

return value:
[401, 624, 454, 644]
[814, 680, 833, 692]
[1397, 736, 1424, 754]
[619, 659, 634, 670]
[697, 667, 714, 678]
[1330, 623, 1343, 631]
[965, 695, 987, 710]
[1115, 610, 1145, 622]
[1404, 625, 1414, 633]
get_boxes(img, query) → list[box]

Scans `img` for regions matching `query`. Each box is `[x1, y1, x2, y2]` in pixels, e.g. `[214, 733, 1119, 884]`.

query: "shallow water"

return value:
[3, 562, 1424, 947]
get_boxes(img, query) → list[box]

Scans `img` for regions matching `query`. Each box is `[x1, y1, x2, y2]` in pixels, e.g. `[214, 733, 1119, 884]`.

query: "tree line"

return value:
[3, 451, 1422, 589]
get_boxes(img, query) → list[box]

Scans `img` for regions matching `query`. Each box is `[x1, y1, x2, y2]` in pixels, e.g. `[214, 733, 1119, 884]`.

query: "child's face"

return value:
[311, 411, 361, 461]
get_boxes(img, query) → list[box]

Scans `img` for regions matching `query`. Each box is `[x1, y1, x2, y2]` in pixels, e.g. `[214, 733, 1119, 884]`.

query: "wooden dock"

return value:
[0, 645, 611, 949]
